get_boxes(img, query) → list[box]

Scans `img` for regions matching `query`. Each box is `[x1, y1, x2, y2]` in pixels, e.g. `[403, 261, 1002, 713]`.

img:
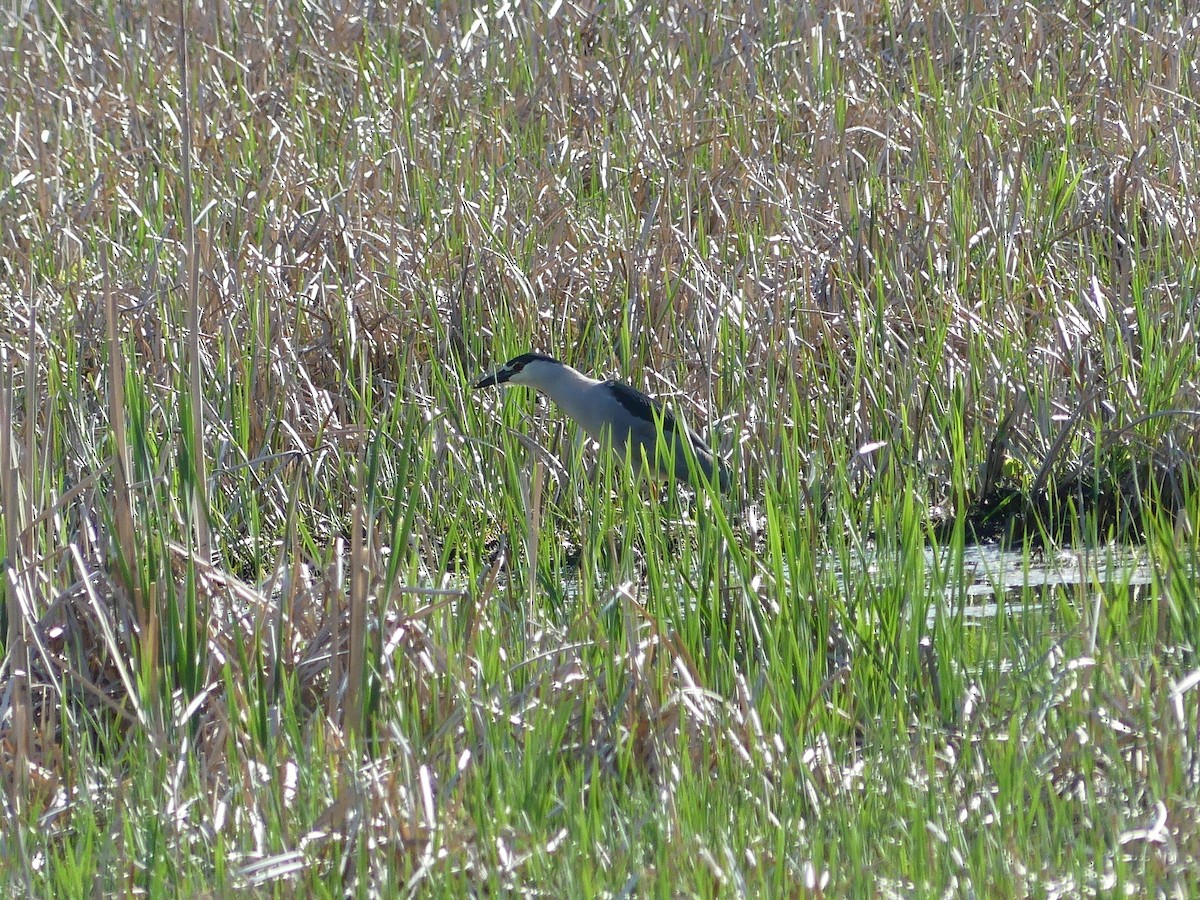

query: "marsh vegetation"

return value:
[1, 0, 1198, 894]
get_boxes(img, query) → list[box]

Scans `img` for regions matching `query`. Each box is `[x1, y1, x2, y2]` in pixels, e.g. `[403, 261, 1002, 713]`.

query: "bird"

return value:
[473, 352, 730, 491]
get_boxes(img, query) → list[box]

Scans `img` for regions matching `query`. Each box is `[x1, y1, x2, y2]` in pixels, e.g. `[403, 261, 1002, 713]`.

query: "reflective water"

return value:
[933, 544, 1154, 626]
[956, 545, 1152, 595]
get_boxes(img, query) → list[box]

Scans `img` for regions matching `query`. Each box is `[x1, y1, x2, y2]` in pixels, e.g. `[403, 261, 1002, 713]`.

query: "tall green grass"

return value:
[0, 0, 1197, 894]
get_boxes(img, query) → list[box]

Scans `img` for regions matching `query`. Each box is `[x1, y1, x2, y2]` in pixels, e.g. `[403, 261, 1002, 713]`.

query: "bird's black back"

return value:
[604, 380, 716, 453]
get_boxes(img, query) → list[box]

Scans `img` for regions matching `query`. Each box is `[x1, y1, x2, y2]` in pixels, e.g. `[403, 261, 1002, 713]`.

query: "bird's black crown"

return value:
[474, 351, 562, 389]
[504, 352, 561, 372]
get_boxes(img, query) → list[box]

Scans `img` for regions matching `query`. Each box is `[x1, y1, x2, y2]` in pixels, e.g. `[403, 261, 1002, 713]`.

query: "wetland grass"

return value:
[0, 1, 1198, 894]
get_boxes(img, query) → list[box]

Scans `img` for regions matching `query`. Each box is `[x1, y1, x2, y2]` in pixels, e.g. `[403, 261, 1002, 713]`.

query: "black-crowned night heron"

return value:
[474, 352, 730, 491]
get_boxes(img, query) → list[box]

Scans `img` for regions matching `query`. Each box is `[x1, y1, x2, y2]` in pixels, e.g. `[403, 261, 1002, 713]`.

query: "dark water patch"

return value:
[938, 460, 1192, 545]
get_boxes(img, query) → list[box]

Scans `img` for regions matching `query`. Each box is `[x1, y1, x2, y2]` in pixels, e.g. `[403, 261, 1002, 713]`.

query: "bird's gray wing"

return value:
[604, 380, 715, 452]
[605, 381, 673, 429]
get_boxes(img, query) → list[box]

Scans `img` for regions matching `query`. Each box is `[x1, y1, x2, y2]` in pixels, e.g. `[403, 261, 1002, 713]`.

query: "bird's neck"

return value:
[534, 364, 602, 416]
